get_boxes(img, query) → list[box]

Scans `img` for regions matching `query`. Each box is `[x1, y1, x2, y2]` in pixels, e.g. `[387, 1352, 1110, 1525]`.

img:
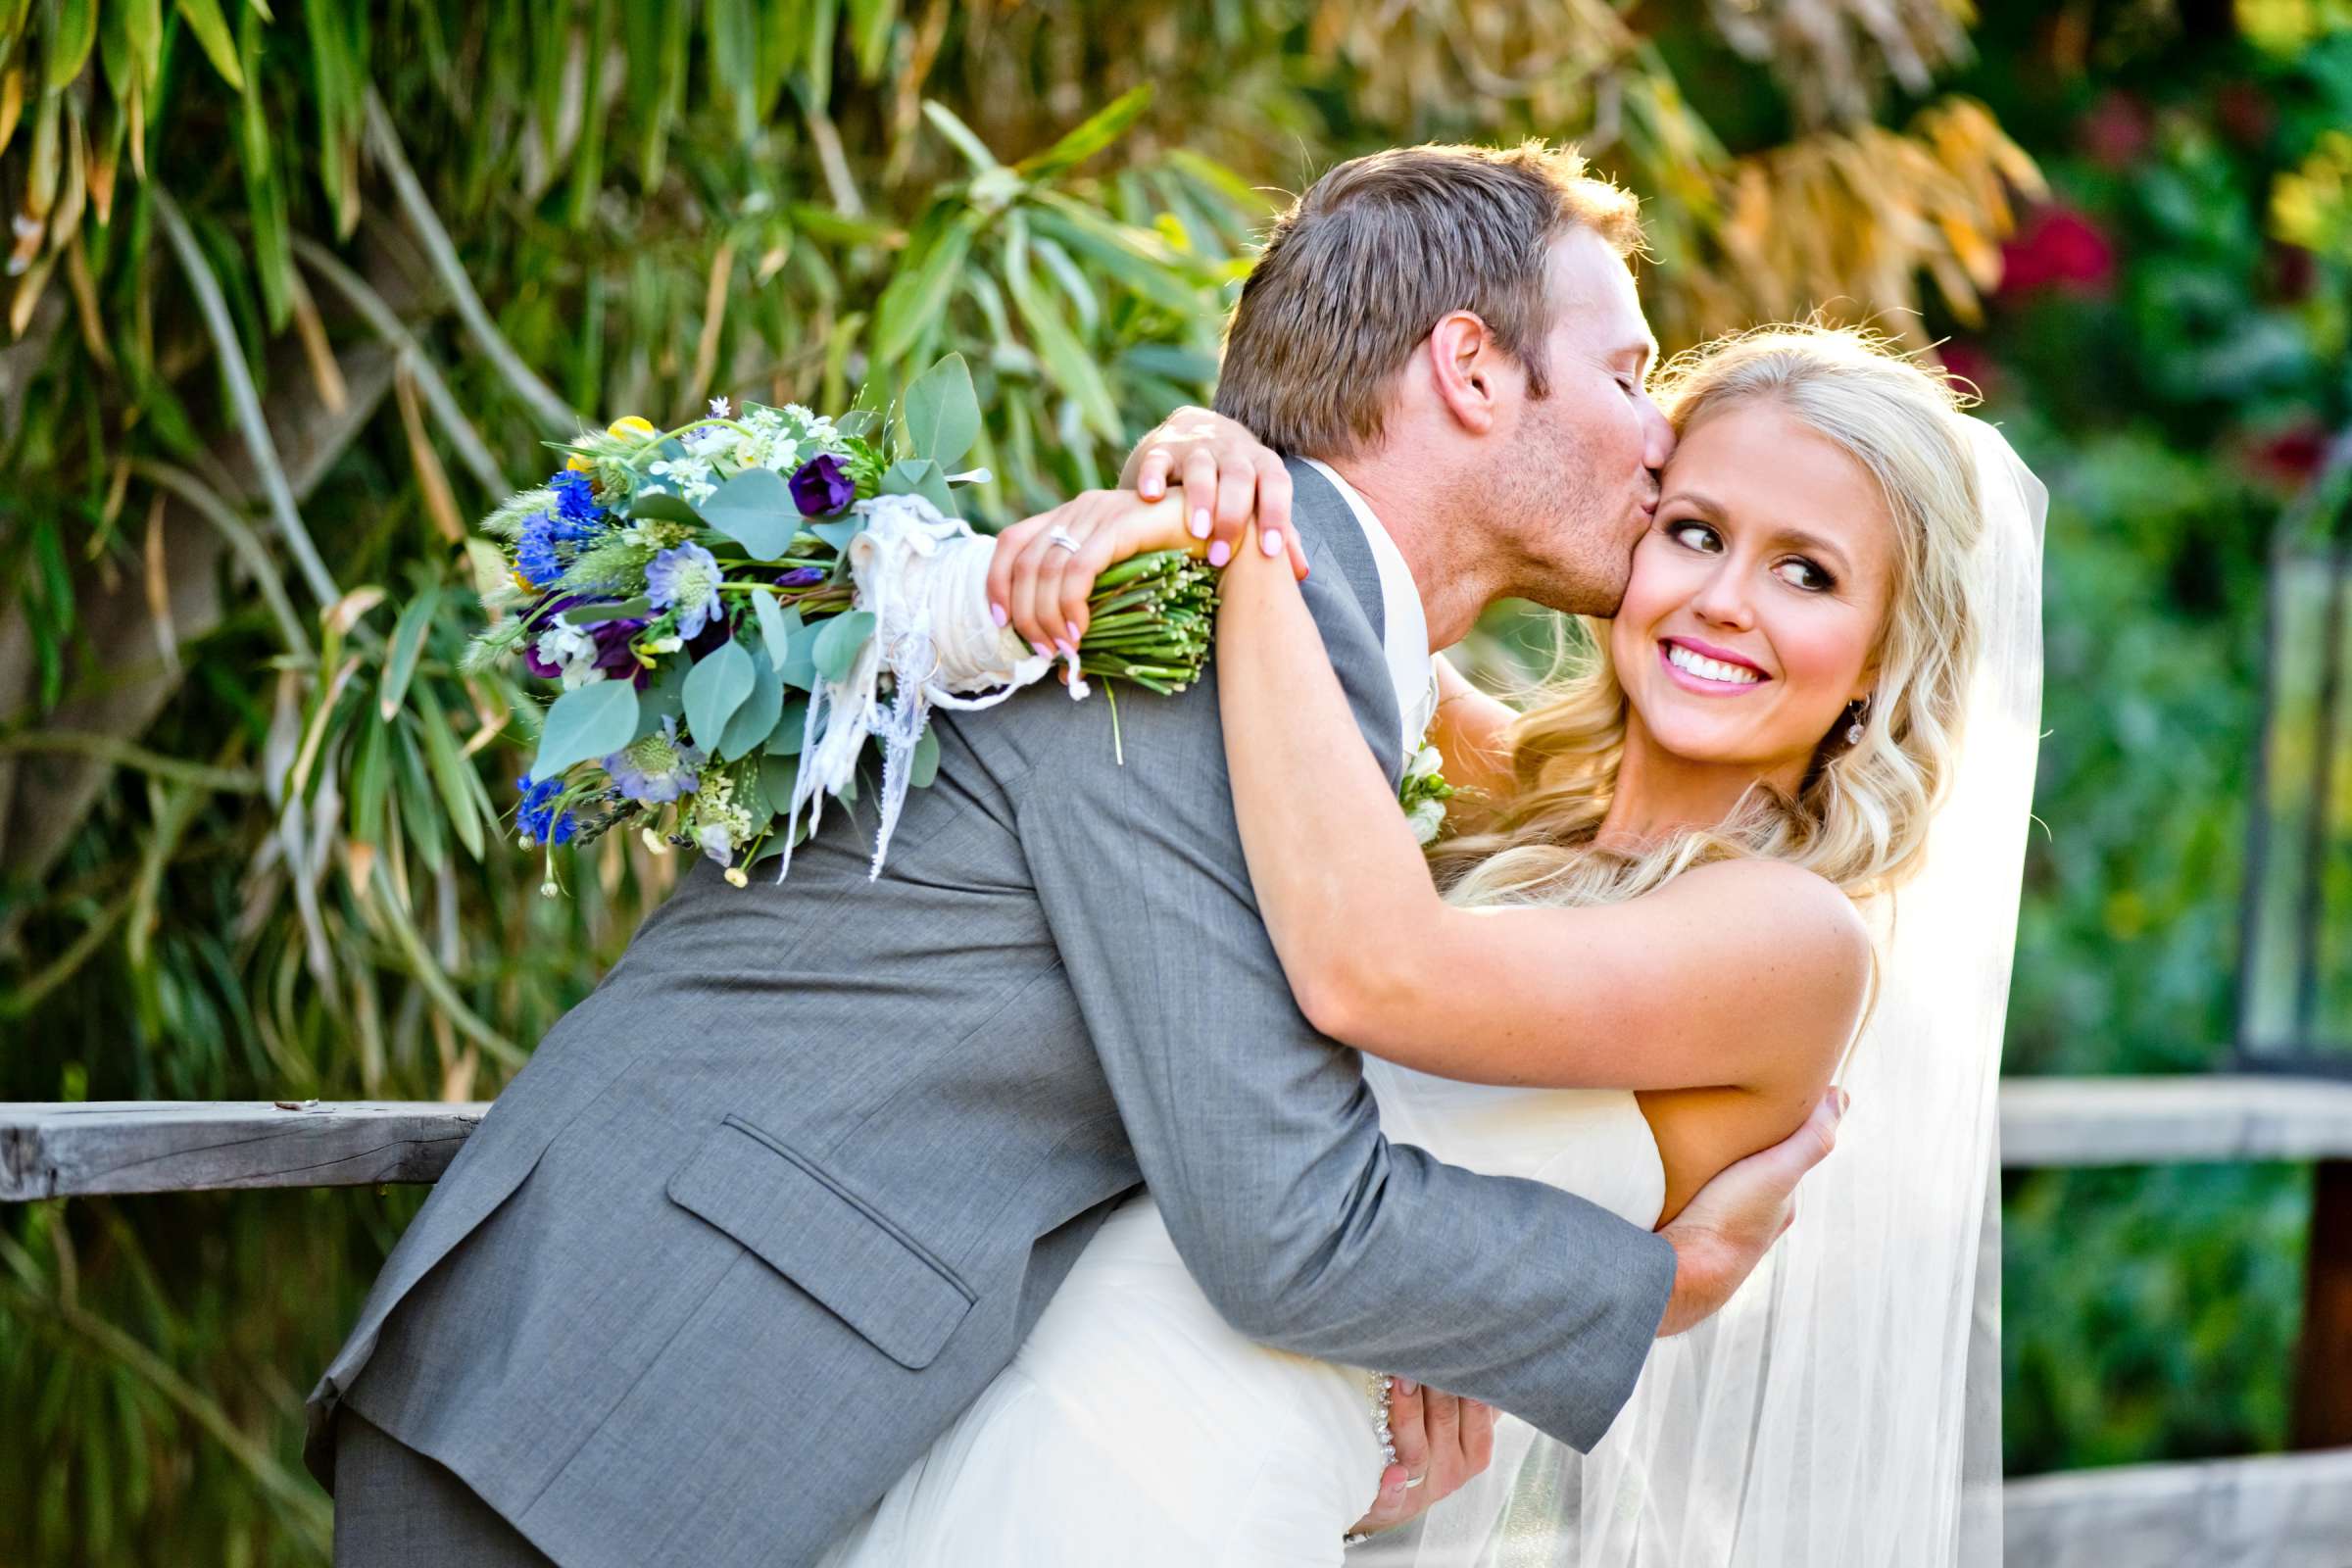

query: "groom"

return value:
[311, 141, 1843, 1565]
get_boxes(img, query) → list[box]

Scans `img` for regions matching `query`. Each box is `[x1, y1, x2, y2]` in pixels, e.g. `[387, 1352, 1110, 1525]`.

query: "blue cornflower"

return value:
[515, 512, 564, 588]
[645, 541, 725, 640]
[515, 775, 577, 847]
[549, 469, 607, 531]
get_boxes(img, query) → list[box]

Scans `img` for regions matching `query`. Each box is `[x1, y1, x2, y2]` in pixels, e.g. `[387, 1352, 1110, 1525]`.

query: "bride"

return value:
[819, 323, 2043, 1565]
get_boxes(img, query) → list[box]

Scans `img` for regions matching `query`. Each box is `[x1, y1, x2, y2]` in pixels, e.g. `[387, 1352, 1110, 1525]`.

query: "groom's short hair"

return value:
[1213, 141, 1642, 459]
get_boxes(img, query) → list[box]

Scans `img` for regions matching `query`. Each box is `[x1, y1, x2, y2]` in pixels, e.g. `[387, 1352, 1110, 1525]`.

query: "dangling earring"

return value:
[1844, 696, 1871, 747]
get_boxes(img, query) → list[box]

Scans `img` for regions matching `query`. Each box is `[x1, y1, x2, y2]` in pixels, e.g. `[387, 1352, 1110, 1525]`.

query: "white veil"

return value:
[1384, 416, 2045, 1567]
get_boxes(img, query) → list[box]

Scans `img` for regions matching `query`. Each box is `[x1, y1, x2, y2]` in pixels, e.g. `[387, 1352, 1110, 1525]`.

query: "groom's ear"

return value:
[1426, 312, 1504, 437]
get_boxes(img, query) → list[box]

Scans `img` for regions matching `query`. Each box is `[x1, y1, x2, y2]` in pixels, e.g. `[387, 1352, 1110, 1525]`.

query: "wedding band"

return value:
[1403, 1474, 1426, 1491]
[1047, 530, 1082, 555]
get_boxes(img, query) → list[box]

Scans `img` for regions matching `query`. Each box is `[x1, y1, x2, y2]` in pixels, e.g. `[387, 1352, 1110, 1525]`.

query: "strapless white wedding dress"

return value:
[816, 1060, 1665, 1566]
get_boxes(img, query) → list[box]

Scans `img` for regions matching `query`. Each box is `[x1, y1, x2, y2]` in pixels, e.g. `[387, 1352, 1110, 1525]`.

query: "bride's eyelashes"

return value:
[1662, 519, 1838, 594]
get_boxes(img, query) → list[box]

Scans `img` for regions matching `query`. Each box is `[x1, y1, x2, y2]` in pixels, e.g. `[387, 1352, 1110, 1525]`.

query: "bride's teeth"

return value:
[1666, 643, 1760, 685]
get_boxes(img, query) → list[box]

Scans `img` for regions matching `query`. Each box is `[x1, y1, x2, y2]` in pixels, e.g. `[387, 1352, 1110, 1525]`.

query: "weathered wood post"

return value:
[2232, 428, 2352, 1450]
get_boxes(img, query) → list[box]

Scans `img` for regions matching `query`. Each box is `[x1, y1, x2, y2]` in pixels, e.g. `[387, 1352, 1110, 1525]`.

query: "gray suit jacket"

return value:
[307, 461, 1675, 1566]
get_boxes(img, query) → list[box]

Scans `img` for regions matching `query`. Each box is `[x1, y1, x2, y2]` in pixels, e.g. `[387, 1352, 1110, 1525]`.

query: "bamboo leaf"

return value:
[414, 690, 486, 859]
[869, 209, 975, 366]
[921, 99, 1000, 172]
[173, 0, 246, 90]
[47, 0, 98, 88]
[1015, 84, 1151, 180]
[1004, 215, 1121, 443]
[378, 585, 442, 720]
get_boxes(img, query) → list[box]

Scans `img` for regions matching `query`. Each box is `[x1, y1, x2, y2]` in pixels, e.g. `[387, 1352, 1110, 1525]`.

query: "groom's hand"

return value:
[1123, 406, 1311, 580]
[1655, 1089, 1848, 1337]
[1346, 1379, 1497, 1536]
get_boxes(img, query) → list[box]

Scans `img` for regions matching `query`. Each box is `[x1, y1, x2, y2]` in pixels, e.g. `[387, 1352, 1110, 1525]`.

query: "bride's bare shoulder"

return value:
[1637, 858, 1873, 1010]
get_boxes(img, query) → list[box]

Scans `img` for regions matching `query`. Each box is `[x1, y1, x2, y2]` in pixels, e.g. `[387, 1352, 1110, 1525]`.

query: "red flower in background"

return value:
[1999, 205, 2118, 297]
[2078, 91, 2151, 170]
[1936, 339, 1998, 402]
[2245, 422, 2329, 488]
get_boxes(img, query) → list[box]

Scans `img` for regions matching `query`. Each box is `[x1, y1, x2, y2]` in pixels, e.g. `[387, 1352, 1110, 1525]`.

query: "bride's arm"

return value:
[1214, 523, 1871, 1101]
[1428, 654, 1518, 802]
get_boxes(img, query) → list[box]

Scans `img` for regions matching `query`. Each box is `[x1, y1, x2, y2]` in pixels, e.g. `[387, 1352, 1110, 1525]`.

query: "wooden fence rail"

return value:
[5, 1075, 2350, 1565]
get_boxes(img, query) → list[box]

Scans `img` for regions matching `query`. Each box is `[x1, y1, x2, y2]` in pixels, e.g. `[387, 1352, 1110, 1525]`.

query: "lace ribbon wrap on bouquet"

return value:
[780, 493, 1071, 880]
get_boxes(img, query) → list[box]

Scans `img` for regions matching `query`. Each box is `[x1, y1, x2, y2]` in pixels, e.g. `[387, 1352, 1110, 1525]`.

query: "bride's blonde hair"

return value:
[1428, 323, 1986, 911]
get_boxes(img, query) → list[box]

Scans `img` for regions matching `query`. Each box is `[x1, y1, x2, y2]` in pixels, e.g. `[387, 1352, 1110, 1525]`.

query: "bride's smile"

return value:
[1610, 398, 1896, 805]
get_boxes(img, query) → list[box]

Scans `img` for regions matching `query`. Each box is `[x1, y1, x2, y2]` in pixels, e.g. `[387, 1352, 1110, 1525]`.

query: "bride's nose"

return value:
[1690, 563, 1756, 632]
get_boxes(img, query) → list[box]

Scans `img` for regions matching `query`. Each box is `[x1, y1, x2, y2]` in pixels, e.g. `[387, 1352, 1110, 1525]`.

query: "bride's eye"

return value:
[1774, 557, 1836, 592]
[1667, 521, 1719, 553]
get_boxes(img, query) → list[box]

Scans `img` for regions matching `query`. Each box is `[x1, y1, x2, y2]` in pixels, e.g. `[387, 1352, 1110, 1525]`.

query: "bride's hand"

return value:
[1655, 1089, 1847, 1336]
[1346, 1381, 1497, 1536]
[986, 491, 1196, 659]
[1123, 405, 1312, 581]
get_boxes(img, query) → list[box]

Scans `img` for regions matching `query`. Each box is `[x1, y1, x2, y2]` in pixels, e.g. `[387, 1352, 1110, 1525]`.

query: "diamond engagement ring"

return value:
[1047, 529, 1082, 554]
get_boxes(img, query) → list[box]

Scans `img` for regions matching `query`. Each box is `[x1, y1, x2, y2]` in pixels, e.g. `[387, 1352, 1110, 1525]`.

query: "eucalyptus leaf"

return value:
[810, 517, 860, 551]
[701, 467, 801, 560]
[530, 679, 643, 781]
[632, 658, 689, 740]
[629, 486, 704, 525]
[779, 619, 821, 691]
[911, 725, 942, 789]
[811, 611, 876, 683]
[716, 645, 783, 761]
[750, 594, 802, 671]
[902, 353, 981, 469]
[881, 458, 956, 515]
[767, 696, 810, 754]
[681, 638, 757, 751]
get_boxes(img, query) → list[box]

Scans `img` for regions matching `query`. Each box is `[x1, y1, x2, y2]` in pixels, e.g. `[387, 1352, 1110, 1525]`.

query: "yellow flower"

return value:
[609, 416, 659, 439]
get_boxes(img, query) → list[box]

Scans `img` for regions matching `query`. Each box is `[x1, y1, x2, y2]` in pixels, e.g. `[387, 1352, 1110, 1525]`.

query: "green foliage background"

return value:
[0, 0, 2346, 1560]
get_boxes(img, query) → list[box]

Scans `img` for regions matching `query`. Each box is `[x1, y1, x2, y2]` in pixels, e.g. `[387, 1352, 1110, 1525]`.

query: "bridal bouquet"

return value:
[466, 355, 1216, 890]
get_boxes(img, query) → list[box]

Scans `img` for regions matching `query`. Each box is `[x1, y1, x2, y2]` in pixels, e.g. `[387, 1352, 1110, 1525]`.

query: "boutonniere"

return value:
[1398, 739, 1454, 846]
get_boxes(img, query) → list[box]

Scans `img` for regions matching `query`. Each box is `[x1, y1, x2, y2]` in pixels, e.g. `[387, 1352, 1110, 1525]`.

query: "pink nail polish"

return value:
[1054, 638, 1075, 660]
[990, 602, 1008, 627]
[1208, 539, 1231, 568]
[1032, 640, 1054, 660]
[1065, 620, 1082, 644]
[1396, 1376, 1418, 1396]
[1191, 509, 1212, 540]
[1260, 528, 1284, 558]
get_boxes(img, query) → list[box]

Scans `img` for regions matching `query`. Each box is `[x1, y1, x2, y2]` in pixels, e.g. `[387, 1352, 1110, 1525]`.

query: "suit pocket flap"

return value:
[666, 1115, 975, 1370]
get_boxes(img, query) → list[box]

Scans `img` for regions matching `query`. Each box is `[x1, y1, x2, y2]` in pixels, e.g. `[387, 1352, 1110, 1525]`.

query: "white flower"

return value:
[1406, 798, 1447, 846]
[648, 455, 717, 504]
[533, 623, 605, 689]
[1406, 744, 1444, 783]
[696, 821, 737, 865]
[709, 396, 733, 418]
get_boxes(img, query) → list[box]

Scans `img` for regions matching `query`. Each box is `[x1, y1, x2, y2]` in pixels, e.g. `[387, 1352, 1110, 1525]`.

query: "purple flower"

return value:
[515, 776, 577, 847]
[590, 616, 652, 688]
[773, 566, 827, 588]
[645, 541, 725, 641]
[603, 715, 703, 805]
[790, 454, 857, 516]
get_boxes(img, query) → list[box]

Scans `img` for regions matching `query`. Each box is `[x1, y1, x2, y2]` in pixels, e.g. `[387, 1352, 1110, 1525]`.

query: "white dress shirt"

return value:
[1300, 459, 1439, 764]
